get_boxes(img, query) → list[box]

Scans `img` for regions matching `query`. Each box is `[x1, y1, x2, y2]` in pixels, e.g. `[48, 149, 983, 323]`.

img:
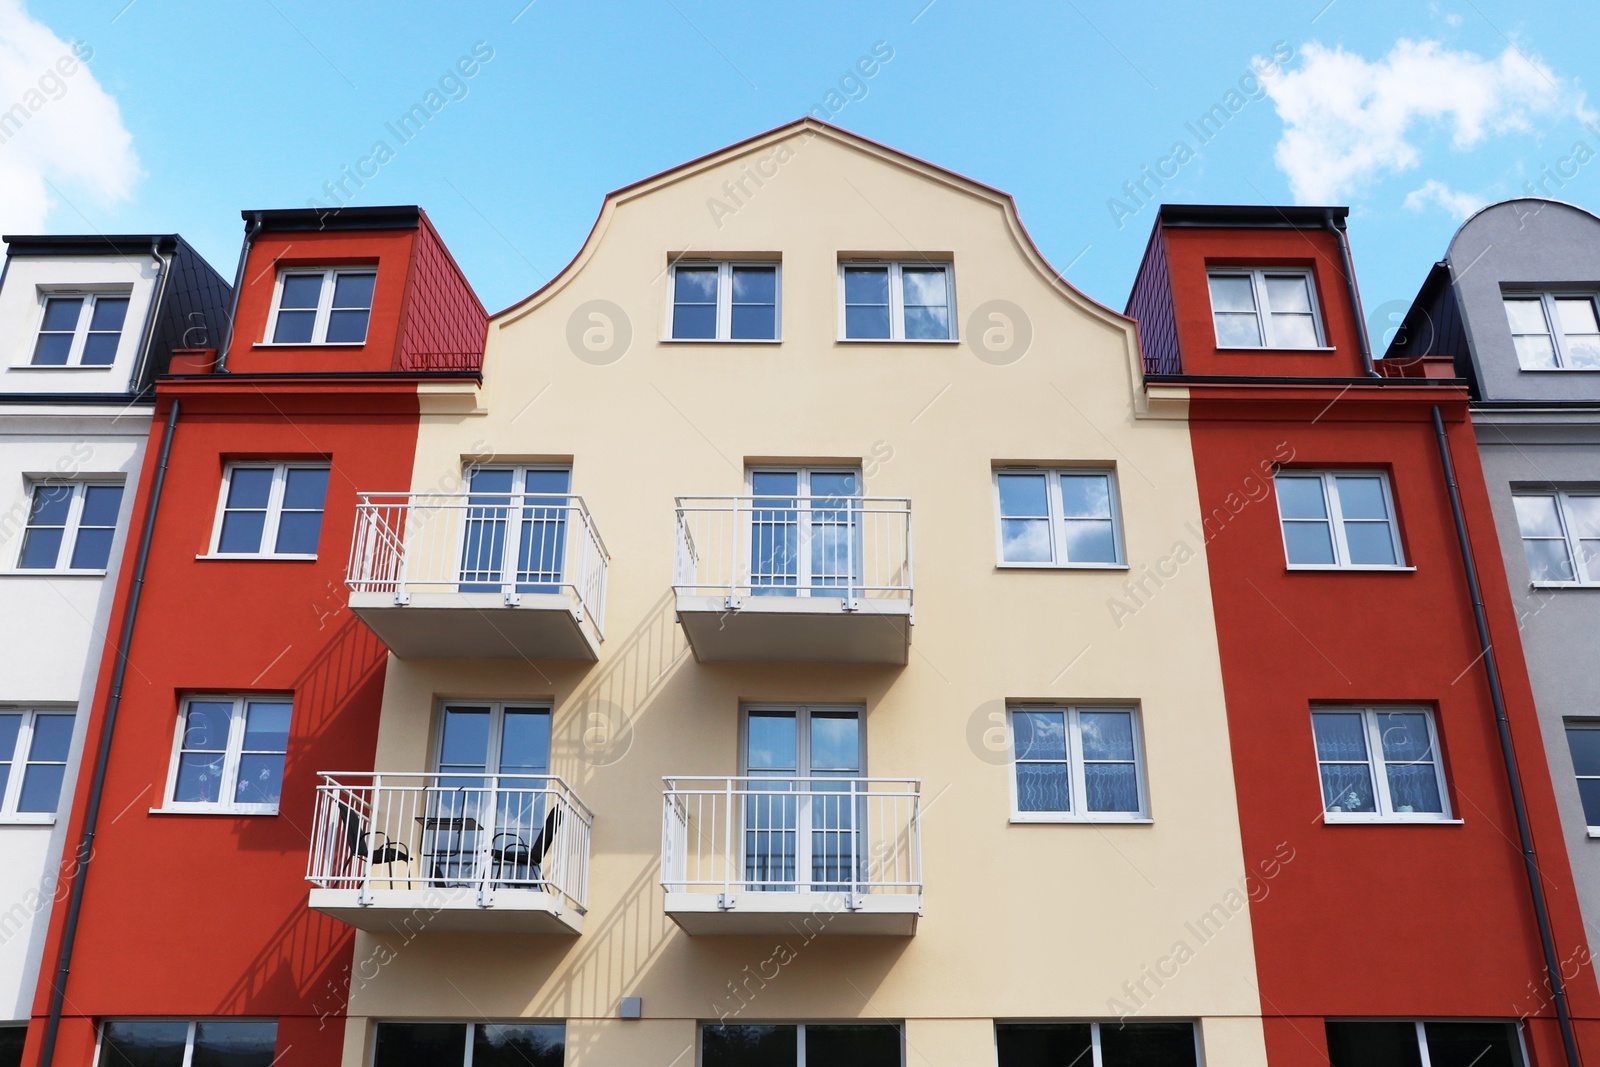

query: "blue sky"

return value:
[6, 0, 1600, 344]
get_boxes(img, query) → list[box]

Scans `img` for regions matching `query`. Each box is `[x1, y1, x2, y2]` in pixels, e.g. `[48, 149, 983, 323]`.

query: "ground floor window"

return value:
[373, 1022, 564, 1066]
[995, 1021, 1197, 1066]
[98, 1020, 276, 1066]
[1325, 1021, 1524, 1066]
[0, 1026, 23, 1067]
[701, 1023, 901, 1066]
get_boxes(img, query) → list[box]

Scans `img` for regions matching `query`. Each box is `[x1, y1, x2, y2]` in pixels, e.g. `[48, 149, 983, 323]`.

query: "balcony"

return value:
[673, 496, 912, 664]
[661, 776, 922, 935]
[346, 492, 608, 660]
[307, 773, 592, 935]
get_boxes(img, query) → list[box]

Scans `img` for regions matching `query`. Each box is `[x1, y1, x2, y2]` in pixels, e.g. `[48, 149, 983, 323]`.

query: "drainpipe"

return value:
[38, 398, 180, 1067]
[1431, 404, 1580, 1067]
[1327, 209, 1379, 377]
[128, 238, 171, 394]
[214, 213, 262, 373]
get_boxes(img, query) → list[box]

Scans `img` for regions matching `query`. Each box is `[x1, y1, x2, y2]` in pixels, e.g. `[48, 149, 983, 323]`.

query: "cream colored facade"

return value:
[338, 121, 1267, 1066]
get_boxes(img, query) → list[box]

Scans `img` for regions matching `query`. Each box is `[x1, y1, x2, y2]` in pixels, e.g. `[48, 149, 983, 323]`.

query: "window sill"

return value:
[1517, 367, 1600, 373]
[834, 337, 961, 345]
[997, 561, 1129, 571]
[194, 553, 318, 562]
[251, 342, 367, 350]
[149, 806, 279, 817]
[0, 814, 57, 826]
[1531, 582, 1600, 590]
[659, 337, 783, 344]
[1214, 346, 1336, 353]
[1322, 814, 1463, 825]
[0, 568, 109, 578]
[1286, 564, 1416, 573]
[1009, 814, 1153, 825]
[1587, 827, 1600, 838]
[6, 364, 116, 371]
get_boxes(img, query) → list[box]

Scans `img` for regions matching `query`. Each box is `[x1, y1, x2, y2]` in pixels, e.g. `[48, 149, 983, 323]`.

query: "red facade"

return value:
[24, 208, 484, 1067]
[1132, 207, 1600, 1064]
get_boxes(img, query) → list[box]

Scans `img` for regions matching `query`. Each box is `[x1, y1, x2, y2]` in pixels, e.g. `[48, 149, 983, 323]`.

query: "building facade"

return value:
[0, 234, 230, 1064]
[20, 209, 485, 1067]
[1389, 197, 1600, 971]
[1131, 204, 1598, 1066]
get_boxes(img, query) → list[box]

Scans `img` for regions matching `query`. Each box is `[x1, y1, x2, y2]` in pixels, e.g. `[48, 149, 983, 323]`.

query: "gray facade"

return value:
[1389, 197, 1600, 952]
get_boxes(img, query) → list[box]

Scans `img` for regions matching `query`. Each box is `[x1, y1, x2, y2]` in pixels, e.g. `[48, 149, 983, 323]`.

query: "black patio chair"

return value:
[339, 800, 412, 886]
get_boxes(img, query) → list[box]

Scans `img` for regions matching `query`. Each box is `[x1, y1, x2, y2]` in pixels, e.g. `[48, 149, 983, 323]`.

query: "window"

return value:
[459, 467, 572, 594]
[164, 696, 292, 814]
[702, 1023, 901, 1067]
[743, 706, 864, 891]
[1207, 269, 1323, 348]
[995, 469, 1122, 567]
[995, 1021, 1198, 1066]
[210, 463, 330, 558]
[16, 481, 124, 571]
[1325, 1020, 1524, 1067]
[1275, 471, 1404, 568]
[1503, 293, 1600, 370]
[1513, 490, 1600, 584]
[840, 261, 953, 340]
[0, 1026, 22, 1067]
[428, 703, 552, 887]
[98, 1020, 277, 1067]
[31, 292, 131, 366]
[670, 261, 779, 340]
[1564, 723, 1600, 830]
[1312, 707, 1449, 821]
[1008, 705, 1147, 821]
[266, 269, 376, 344]
[372, 1022, 565, 1067]
[0, 709, 74, 819]
[747, 467, 862, 596]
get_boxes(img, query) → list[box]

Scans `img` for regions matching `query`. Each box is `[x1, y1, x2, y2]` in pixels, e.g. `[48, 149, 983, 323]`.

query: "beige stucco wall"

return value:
[341, 122, 1266, 1066]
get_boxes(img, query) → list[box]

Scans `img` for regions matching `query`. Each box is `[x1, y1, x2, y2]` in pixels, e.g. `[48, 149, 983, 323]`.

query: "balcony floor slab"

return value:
[310, 887, 584, 935]
[350, 590, 599, 660]
[664, 891, 919, 935]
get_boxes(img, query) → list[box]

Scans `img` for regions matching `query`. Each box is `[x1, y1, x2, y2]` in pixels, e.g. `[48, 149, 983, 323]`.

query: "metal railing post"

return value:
[722, 777, 735, 907]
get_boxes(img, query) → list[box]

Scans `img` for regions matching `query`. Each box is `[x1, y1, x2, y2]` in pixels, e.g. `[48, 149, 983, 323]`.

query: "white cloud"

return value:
[1403, 178, 1485, 218]
[0, 0, 138, 235]
[1260, 39, 1586, 204]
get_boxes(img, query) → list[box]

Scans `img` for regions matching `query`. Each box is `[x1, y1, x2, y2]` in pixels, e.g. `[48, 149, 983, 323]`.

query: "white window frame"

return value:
[262, 268, 376, 345]
[992, 467, 1126, 569]
[994, 1021, 1200, 1066]
[1313, 706, 1452, 824]
[1514, 489, 1600, 586]
[837, 260, 957, 342]
[29, 289, 134, 368]
[94, 1019, 278, 1067]
[370, 1021, 569, 1066]
[432, 700, 554, 776]
[0, 707, 76, 823]
[159, 695, 292, 815]
[1563, 721, 1600, 834]
[666, 260, 782, 342]
[1502, 291, 1600, 371]
[12, 479, 125, 574]
[1207, 268, 1327, 349]
[1274, 470, 1408, 570]
[205, 462, 330, 560]
[1323, 1019, 1528, 1067]
[699, 1022, 905, 1066]
[1006, 704, 1150, 824]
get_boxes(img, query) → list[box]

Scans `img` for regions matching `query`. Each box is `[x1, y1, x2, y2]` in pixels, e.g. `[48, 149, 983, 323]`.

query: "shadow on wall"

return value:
[214, 614, 388, 1013]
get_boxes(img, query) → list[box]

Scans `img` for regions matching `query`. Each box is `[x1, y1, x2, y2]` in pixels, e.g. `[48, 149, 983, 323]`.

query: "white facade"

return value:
[0, 245, 161, 1025]
[0, 252, 164, 397]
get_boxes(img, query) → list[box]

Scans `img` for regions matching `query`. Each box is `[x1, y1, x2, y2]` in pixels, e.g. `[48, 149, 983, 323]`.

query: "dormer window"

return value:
[1503, 293, 1600, 370]
[31, 292, 130, 366]
[1207, 269, 1324, 349]
[267, 269, 375, 345]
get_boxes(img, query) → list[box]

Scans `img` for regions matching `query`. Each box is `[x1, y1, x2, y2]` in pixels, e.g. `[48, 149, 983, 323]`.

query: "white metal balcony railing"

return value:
[347, 492, 609, 634]
[308, 773, 593, 914]
[673, 496, 912, 609]
[661, 777, 922, 904]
